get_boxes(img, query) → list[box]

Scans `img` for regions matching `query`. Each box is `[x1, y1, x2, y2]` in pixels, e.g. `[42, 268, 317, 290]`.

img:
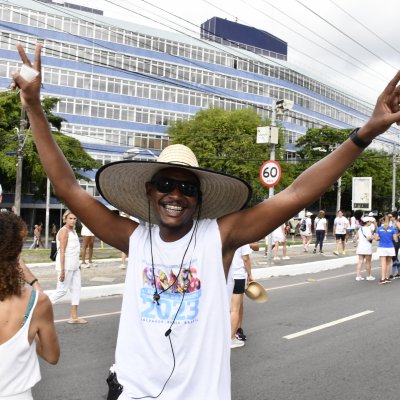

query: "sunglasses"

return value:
[151, 177, 200, 197]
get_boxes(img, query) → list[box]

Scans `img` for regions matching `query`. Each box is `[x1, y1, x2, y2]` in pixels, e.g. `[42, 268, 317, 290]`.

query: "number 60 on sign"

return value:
[259, 160, 281, 187]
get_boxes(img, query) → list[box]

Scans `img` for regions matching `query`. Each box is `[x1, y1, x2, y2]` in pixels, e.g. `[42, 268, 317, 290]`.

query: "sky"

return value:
[65, 0, 400, 106]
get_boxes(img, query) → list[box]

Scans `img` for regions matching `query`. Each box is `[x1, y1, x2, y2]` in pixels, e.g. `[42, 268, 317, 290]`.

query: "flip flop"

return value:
[67, 318, 88, 324]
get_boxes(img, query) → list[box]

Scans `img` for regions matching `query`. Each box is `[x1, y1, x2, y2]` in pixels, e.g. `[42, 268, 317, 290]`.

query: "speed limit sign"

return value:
[259, 160, 281, 187]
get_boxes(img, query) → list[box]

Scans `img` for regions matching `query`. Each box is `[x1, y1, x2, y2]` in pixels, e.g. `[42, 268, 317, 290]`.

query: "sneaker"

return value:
[282, 256, 290, 260]
[319, 250, 324, 254]
[355, 276, 364, 281]
[366, 275, 376, 281]
[119, 264, 127, 270]
[342, 251, 346, 255]
[395, 274, 400, 279]
[333, 251, 339, 256]
[385, 278, 392, 283]
[81, 263, 90, 268]
[231, 338, 245, 349]
[313, 249, 316, 254]
[236, 328, 247, 341]
[273, 256, 281, 261]
[379, 279, 387, 284]
[88, 262, 97, 268]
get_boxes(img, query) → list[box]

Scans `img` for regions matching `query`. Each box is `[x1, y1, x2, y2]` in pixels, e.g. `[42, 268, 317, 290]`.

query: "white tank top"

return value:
[115, 219, 231, 399]
[56, 228, 80, 271]
[0, 291, 41, 398]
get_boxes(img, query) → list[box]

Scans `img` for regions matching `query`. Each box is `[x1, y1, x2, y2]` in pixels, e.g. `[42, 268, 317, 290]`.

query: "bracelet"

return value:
[29, 278, 38, 286]
[349, 127, 372, 149]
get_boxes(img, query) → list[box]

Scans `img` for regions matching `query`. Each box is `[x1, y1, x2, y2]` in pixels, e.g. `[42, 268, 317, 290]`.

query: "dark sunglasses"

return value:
[151, 177, 200, 197]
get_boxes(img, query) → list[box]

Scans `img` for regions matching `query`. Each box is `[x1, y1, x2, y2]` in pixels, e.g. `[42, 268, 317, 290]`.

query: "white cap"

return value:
[306, 211, 313, 217]
[368, 212, 374, 217]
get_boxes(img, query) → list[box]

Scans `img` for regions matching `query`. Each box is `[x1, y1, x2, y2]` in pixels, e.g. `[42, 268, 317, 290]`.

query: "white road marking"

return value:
[55, 310, 121, 323]
[283, 310, 374, 340]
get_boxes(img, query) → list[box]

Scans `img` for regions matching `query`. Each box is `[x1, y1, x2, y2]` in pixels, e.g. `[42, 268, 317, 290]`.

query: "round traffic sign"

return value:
[259, 160, 281, 187]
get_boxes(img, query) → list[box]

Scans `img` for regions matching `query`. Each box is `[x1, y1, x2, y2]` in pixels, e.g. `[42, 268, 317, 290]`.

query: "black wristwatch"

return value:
[349, 127, 372, 149]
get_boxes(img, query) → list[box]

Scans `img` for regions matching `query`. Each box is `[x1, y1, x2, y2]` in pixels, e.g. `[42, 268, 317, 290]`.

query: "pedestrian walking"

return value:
[313, 210, 327, 254]
[0, 211, 59, 400]
[80, 222, 97, 268]
[355, 217, 375, 281]
[229, 245, 253, 348]
[29, 224, 44, 250]
[300, 211, 312, 252]
[333, 210, 349, 255]
[50, 210, 87, 324]
[375, 214, 397, 284]
[14, 42, 400, 400]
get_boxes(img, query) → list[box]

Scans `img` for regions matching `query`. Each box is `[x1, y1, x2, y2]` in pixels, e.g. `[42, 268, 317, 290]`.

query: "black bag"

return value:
[299, 218, 307, 232]
[50, 240, 58, 261]
[106, 368, 123, 400]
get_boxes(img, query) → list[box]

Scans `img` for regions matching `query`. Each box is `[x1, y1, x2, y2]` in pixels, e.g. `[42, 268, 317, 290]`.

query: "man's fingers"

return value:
[33, 43, 42, 71]
[16, 42, 32, 66]
[382, 70, 400, 96]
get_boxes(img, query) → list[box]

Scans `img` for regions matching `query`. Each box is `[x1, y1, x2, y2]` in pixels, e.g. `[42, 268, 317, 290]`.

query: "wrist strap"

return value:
[29, 278, 38, 286]
[349, 127, 371, 149]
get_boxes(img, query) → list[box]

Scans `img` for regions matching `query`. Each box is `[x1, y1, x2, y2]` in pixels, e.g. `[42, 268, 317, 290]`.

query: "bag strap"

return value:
[21, 290, 37, 327]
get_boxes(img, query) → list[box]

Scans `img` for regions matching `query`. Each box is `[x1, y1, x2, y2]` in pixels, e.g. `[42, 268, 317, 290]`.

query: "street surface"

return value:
[32, 260, 400, 400]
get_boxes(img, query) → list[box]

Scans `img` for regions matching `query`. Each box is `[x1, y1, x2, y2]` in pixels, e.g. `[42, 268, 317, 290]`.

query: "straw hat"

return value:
[96, 144, 252, 222]
[244, 281, 268, 303]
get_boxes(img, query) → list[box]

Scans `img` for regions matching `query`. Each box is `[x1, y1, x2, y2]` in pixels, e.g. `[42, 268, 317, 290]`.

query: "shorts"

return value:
[335, 234, 346, 241]
[81, 225, 95, 237]
[376, 247, 396, 257]
[233, 279, 246, 294]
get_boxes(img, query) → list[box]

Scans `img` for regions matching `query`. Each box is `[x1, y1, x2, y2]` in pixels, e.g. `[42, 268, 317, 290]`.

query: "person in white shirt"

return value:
[229, 245, 253, 348]
[300, 212, 313, 252]
[355, 217, 375, 281]
[313, 210, 327, 254]
[15, 42, 400, 400]
[271, 224, 290, 260]
[333, 210, 349, 255]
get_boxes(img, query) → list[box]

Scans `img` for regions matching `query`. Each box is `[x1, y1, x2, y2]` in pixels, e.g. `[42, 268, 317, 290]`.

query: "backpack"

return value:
[299, 218, 307, 232]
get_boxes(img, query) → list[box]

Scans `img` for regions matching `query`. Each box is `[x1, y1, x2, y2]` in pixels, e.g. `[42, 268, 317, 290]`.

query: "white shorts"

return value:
[81, 225, 94, 237]
[376, 247, 395, 257]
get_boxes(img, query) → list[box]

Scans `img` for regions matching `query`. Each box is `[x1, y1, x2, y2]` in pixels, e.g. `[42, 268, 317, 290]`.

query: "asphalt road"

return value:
[33, 261, 400, 400]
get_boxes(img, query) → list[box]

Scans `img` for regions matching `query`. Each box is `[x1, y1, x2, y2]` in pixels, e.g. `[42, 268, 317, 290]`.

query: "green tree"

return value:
[168, 107, 294, 204]
[0, 91, 100, 197]
[295, 126, 397, 211]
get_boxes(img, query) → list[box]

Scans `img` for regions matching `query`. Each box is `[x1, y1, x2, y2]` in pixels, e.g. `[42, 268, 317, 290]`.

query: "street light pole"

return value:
[14, 108, 26, 216]
[392, 144, 397, 211]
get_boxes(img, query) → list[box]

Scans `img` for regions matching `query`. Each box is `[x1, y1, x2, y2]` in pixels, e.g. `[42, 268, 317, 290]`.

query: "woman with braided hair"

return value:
[0, 212, 59, 399]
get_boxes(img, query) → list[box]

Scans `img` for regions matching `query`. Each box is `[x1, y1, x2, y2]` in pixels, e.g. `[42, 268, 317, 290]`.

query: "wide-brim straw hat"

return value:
[96, 144, 252, 222]
[244, 281, 268, 303]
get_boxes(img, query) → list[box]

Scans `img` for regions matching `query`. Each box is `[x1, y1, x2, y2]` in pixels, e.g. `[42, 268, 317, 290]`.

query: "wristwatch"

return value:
[349, 127, 372, 149]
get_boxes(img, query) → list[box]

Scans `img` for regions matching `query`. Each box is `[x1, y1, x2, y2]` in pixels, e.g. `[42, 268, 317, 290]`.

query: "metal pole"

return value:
[336, 176, 341, 211]
[392, 145, 396, 211]
[267, 104, 277, 267]
[14, 108, 26, 216]
[45, 177, 50, 248]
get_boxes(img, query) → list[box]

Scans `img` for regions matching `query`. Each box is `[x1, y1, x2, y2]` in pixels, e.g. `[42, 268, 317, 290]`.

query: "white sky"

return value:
[68, 0, 400, 106]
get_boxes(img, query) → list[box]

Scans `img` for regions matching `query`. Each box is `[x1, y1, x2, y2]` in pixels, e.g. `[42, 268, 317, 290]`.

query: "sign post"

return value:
[352, 177, 372, 211]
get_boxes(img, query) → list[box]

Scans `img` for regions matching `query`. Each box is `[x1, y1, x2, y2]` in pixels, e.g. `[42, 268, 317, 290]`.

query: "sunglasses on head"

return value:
[151, 177, 200, 197]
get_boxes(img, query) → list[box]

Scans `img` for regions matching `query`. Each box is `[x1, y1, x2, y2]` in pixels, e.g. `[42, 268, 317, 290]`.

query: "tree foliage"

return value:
[167, 107, 294, 204]
[0, 91, 100, 197]
[295, 126, 397, 212]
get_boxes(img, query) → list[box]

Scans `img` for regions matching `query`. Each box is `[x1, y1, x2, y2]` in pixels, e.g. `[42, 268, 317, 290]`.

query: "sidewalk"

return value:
[25, 238, 374, 302]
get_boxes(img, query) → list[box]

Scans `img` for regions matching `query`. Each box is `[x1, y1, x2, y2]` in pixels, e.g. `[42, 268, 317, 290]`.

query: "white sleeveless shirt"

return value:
[55, 228, 80, 271]
[0, 291, 41, 399]
[115, 219, 231, 399]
